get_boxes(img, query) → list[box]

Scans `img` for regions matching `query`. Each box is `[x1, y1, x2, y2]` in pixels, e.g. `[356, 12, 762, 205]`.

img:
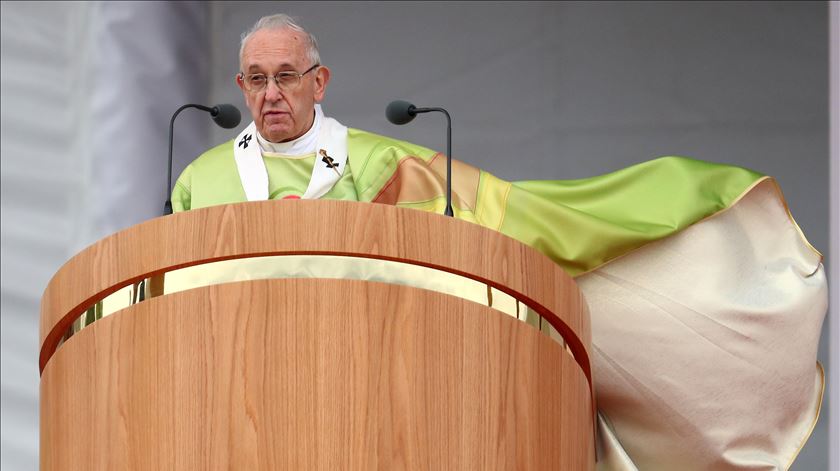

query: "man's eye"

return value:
[277, 74, 298, 85]
[248, 75, 267, 85]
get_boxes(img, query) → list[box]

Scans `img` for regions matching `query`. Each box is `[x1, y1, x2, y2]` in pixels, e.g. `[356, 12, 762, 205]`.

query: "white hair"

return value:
[239, 14, 321, 69]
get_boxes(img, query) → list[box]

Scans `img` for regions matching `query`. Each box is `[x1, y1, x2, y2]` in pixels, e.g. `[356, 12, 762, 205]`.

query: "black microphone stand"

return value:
[408, 106, 453, 217]
[165, 104, 239, 215]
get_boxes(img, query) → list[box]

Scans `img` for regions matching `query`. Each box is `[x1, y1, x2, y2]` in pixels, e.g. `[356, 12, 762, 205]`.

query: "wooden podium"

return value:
[39, 201, 594, 470]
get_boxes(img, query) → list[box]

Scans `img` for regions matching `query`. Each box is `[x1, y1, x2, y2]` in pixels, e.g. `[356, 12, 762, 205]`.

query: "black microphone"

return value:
[386, 100, 418, 125]
[210, 104, 241, 129]
[164, 103, 241, 215]
[386, 100, 454, 217]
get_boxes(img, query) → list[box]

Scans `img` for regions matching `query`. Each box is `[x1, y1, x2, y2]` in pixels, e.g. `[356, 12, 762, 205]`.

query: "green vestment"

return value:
[173, 128, 766, 276]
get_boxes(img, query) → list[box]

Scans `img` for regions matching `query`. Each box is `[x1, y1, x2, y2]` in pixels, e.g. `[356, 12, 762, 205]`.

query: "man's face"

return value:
[237, 28, 330, 143]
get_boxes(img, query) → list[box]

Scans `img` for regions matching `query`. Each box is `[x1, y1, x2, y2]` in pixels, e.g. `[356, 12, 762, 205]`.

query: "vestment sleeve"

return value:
[170, 164, 192, 213]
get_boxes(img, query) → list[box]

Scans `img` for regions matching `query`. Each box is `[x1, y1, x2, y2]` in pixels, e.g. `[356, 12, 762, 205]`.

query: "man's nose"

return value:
[264, 78, 284, 101]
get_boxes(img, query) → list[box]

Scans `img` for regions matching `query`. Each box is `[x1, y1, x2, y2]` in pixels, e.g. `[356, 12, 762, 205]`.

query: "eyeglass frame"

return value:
[237, 63, 321, 93]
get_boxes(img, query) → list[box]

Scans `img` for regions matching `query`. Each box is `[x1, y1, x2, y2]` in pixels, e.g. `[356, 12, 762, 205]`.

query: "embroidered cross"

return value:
[319, 149, 341, 176]
[238, 134, 252, 149]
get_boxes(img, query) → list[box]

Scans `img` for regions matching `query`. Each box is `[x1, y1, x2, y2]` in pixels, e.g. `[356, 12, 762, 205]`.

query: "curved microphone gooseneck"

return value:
[386, 100, 454, 217]
[164, 103, 241, 215]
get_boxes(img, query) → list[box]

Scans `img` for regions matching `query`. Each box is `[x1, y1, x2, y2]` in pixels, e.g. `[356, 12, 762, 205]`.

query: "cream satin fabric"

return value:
[581, 179, 826, 470]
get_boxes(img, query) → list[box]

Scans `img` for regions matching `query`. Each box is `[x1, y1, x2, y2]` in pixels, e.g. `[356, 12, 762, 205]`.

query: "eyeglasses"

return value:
[238, 63, 320, 93]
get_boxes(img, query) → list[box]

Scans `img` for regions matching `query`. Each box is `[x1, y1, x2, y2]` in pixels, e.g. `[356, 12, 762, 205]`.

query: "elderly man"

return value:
[172, 14, 826, 471]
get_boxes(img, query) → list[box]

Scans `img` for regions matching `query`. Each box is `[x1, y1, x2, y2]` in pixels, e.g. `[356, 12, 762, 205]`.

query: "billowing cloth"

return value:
[173, 129, 826, 470]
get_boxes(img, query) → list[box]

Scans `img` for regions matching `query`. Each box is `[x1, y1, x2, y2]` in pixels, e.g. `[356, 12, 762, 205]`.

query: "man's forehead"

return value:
[241, 28, 307, 68]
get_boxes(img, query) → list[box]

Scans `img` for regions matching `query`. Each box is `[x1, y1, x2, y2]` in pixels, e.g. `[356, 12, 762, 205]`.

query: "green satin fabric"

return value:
[173, 130, 764, 277]
[499, 156, 763, 276]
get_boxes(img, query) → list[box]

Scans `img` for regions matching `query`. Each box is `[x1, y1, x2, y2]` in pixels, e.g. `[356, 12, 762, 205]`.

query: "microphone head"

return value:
[386, 100, 417, 125]
[210, 104, 241, 129]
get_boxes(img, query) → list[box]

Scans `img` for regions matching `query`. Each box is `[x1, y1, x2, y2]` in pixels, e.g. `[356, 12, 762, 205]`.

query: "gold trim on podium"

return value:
[58, 255, 572, 355]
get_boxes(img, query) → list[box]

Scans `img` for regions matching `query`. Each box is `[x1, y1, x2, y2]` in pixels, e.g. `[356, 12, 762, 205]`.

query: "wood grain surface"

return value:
[41, 279, 594, 470]
[39, 201, 591, 395]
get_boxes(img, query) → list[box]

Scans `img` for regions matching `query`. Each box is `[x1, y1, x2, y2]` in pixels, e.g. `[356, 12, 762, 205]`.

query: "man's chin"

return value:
[261, 126, 294, 143]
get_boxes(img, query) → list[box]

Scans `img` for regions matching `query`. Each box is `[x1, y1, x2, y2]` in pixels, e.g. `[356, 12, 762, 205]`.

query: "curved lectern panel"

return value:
[40, 202, 594, 469]
[40, 202, 590, 384]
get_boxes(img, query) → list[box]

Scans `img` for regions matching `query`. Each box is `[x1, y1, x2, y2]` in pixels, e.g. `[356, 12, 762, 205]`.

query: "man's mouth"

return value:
[263, 111, 289, 122]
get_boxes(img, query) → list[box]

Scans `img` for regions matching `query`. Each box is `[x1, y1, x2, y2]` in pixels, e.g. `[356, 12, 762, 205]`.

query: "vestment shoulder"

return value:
[191, 139, 235, 166]
[347, 128, 438, 161]
[172, 139, 243, 211]
[180, 139, 239, 185]
[345, 128, 442, 201]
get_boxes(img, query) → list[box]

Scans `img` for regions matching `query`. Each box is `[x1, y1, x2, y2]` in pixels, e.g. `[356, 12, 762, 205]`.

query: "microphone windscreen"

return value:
[386, 100, 417, 125]
[211, 104, 241, 129]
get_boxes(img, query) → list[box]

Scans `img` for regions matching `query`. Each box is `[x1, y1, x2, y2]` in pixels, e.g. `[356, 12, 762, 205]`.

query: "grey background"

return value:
[1, 1, 832, 469]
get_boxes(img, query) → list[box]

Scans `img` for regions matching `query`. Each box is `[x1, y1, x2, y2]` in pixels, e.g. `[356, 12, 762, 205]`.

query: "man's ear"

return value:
[314, 66, 331, 102]
[235, 73, 245, 91]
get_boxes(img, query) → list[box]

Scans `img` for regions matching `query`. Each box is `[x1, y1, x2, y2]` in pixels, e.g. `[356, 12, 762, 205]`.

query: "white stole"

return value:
[232, 108, 348, 200]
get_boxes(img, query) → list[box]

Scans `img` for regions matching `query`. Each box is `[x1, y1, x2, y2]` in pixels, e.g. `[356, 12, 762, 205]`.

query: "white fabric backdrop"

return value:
[1, 2, 209, 470]
[1, 4, 93, 467]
